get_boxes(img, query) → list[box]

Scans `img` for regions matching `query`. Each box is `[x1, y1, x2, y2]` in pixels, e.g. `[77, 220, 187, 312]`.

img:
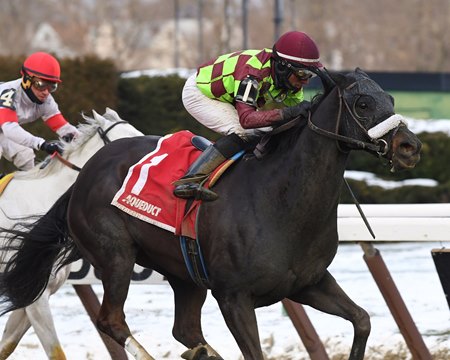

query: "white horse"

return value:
[0, 108, 143, 359]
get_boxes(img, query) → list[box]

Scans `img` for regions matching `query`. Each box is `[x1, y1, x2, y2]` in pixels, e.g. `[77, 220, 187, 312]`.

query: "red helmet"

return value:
[273, 31, 322, 68]
[22, 52, 62, 83]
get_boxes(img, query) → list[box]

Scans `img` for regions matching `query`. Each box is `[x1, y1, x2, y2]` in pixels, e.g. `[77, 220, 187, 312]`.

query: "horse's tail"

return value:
[0, 185, 80, 314]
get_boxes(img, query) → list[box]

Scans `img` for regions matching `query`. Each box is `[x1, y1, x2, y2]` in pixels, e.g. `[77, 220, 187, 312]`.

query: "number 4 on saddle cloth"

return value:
[111, 130, 243, 240]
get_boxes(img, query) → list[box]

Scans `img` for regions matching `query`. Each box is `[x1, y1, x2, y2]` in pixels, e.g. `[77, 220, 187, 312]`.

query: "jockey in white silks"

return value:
[0, 52, 79, 174]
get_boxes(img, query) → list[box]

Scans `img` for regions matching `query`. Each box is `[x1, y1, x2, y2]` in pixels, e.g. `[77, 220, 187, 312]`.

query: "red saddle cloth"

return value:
[111, 130, 204, 238]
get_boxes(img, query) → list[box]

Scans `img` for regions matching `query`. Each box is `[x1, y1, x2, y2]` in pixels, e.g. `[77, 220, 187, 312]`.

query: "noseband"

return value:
[307, 81, 406, 156]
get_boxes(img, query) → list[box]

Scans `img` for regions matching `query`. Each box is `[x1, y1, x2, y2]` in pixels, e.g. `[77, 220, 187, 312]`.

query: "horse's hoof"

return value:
[181, 345, 223, 360]
[181, 346, 207, 360]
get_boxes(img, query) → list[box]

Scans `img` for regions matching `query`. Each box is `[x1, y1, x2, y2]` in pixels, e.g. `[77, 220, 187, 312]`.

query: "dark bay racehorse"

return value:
[0, 69, 421, 360]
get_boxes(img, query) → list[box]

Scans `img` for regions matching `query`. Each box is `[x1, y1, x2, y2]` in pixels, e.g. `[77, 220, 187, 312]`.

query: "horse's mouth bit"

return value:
[375, 139, 389, 156]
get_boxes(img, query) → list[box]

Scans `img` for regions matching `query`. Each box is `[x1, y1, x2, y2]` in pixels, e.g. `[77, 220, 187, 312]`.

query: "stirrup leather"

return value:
[173, 173, 208, 186]
[174, 182, 218, 202]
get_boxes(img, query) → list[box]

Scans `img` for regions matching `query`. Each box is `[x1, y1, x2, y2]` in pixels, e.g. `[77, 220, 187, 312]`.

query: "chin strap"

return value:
[22, 83, 43, 105]
[273, 60, 294, 91]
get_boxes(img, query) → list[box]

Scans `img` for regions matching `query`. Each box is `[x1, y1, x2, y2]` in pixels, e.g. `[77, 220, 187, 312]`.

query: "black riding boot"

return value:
[173, 145, 226, 201]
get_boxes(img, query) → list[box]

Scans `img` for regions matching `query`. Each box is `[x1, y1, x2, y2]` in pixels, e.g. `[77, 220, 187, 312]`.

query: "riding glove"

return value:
[62, 133, 76, 142]
[40, 140, 63, 155]
[281, 100, 311, 121]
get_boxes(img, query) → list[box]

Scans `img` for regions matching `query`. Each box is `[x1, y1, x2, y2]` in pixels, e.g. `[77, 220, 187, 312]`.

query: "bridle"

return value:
[307, 78, 410, 239]
[96, 120, 128, 144]
[307, 80, 406, 156]
[51, 120, 129, 172]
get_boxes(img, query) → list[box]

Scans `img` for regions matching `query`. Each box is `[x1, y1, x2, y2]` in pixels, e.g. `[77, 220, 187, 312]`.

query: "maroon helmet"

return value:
[273, 31, 322, 68]
[272, 31, 322, 90]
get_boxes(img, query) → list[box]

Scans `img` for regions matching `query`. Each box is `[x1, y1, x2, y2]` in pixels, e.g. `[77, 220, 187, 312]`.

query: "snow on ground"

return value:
[407, 118, 450, 136]
[344, 170, 438, 189]
[1, 242, 449, 359]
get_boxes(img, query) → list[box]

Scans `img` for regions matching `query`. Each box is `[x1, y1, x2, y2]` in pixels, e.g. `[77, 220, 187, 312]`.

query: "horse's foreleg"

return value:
[25, 289, 66, 360]
[98, 277, 155, 360]
[169, 278, 222, 359]
[0, 309, 30, 360]
[291, 270, 370, 360]
[215, 292, 264, 360]
[93, 247, 155, 360]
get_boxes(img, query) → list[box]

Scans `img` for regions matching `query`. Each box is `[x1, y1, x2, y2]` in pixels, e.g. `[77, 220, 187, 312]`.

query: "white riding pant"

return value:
[0, 133, 35, 170]
[182, 74, 270, 139]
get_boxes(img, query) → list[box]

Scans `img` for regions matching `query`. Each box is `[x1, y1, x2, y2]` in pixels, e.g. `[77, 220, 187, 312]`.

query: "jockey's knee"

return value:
[13, 148, 35, 170]
[214, 133, 249, 158]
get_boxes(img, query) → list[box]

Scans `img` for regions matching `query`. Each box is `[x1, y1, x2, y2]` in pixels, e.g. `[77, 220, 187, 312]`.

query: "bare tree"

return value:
[0, 0, 449, 72]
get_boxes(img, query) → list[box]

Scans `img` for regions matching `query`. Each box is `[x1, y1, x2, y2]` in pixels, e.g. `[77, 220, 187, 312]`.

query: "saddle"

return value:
[111, 131, 243, 236]
[111, 131, 245, 288]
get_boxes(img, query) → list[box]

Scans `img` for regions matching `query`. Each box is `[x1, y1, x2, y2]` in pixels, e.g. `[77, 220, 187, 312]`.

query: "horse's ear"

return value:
[355, 67, 369, 78]
[328, 70, 347, 86]
[316, 67, 336, 92]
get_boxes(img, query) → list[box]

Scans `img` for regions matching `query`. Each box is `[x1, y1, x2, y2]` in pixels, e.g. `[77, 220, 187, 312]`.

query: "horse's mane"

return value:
[262, 68, 373, 156]
[262, 89, 328, 156]
[14, 109, 124, 180]
[63, 108, 126, 156]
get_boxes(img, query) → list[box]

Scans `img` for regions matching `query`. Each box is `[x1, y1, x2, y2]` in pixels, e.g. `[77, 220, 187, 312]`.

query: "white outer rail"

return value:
[339, 203, 450, 241]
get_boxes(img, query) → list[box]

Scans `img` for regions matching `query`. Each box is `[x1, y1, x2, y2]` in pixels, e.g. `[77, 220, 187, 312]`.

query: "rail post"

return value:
[360, 242, 432, 360]
[431, 248, 450, 309]
[282, 299, 329, 360]
[73, 285, 128, 360]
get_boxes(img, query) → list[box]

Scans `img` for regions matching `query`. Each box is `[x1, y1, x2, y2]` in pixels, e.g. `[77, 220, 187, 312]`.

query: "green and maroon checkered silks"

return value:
[196, 49, 272, 103]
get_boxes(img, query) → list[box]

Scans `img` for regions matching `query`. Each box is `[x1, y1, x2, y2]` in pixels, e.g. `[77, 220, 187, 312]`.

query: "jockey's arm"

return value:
[1, 121, 44, 150]
[236, 100, 311, 129]
[235, 101, 283, 129]
[234, 75, 284, 129]
[44, 113, 80, 140]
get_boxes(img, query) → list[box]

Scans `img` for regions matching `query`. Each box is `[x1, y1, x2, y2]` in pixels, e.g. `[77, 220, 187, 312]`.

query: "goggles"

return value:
[32, 78, 58, 93]
[285, 62, 316, 80]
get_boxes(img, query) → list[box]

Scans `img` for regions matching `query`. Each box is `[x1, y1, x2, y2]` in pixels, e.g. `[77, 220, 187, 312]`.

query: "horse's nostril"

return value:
[399, 142, 416, 154]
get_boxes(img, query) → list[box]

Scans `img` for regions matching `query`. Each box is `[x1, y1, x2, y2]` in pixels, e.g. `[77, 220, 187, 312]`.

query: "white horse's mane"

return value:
[64, 108, 126, 155]
[14, 108, 126, 180]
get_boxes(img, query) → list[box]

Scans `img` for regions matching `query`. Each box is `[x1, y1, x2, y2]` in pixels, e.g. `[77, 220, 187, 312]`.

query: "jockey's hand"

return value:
[40, 140, 63, 155]
[281, 101, 311, 121]
[62, 133, 76, 142]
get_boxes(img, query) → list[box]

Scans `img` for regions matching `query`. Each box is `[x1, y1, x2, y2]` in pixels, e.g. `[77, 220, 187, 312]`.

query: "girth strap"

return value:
[179, 236, 210, 288]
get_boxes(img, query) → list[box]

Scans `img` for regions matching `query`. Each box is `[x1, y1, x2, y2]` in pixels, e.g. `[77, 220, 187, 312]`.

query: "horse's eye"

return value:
[359, 102, 368, 110]
[354, 95, 375, 117]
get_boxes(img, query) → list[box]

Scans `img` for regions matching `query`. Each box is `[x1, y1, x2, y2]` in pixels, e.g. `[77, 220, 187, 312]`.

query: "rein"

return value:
[53, 152, 82, 171]
[46, 120, 130, 172]
[307, 86, 388, 156]
[306, 81, 390, 240]
[254, 80, 398, 159]
[254, 117, 301, 159]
